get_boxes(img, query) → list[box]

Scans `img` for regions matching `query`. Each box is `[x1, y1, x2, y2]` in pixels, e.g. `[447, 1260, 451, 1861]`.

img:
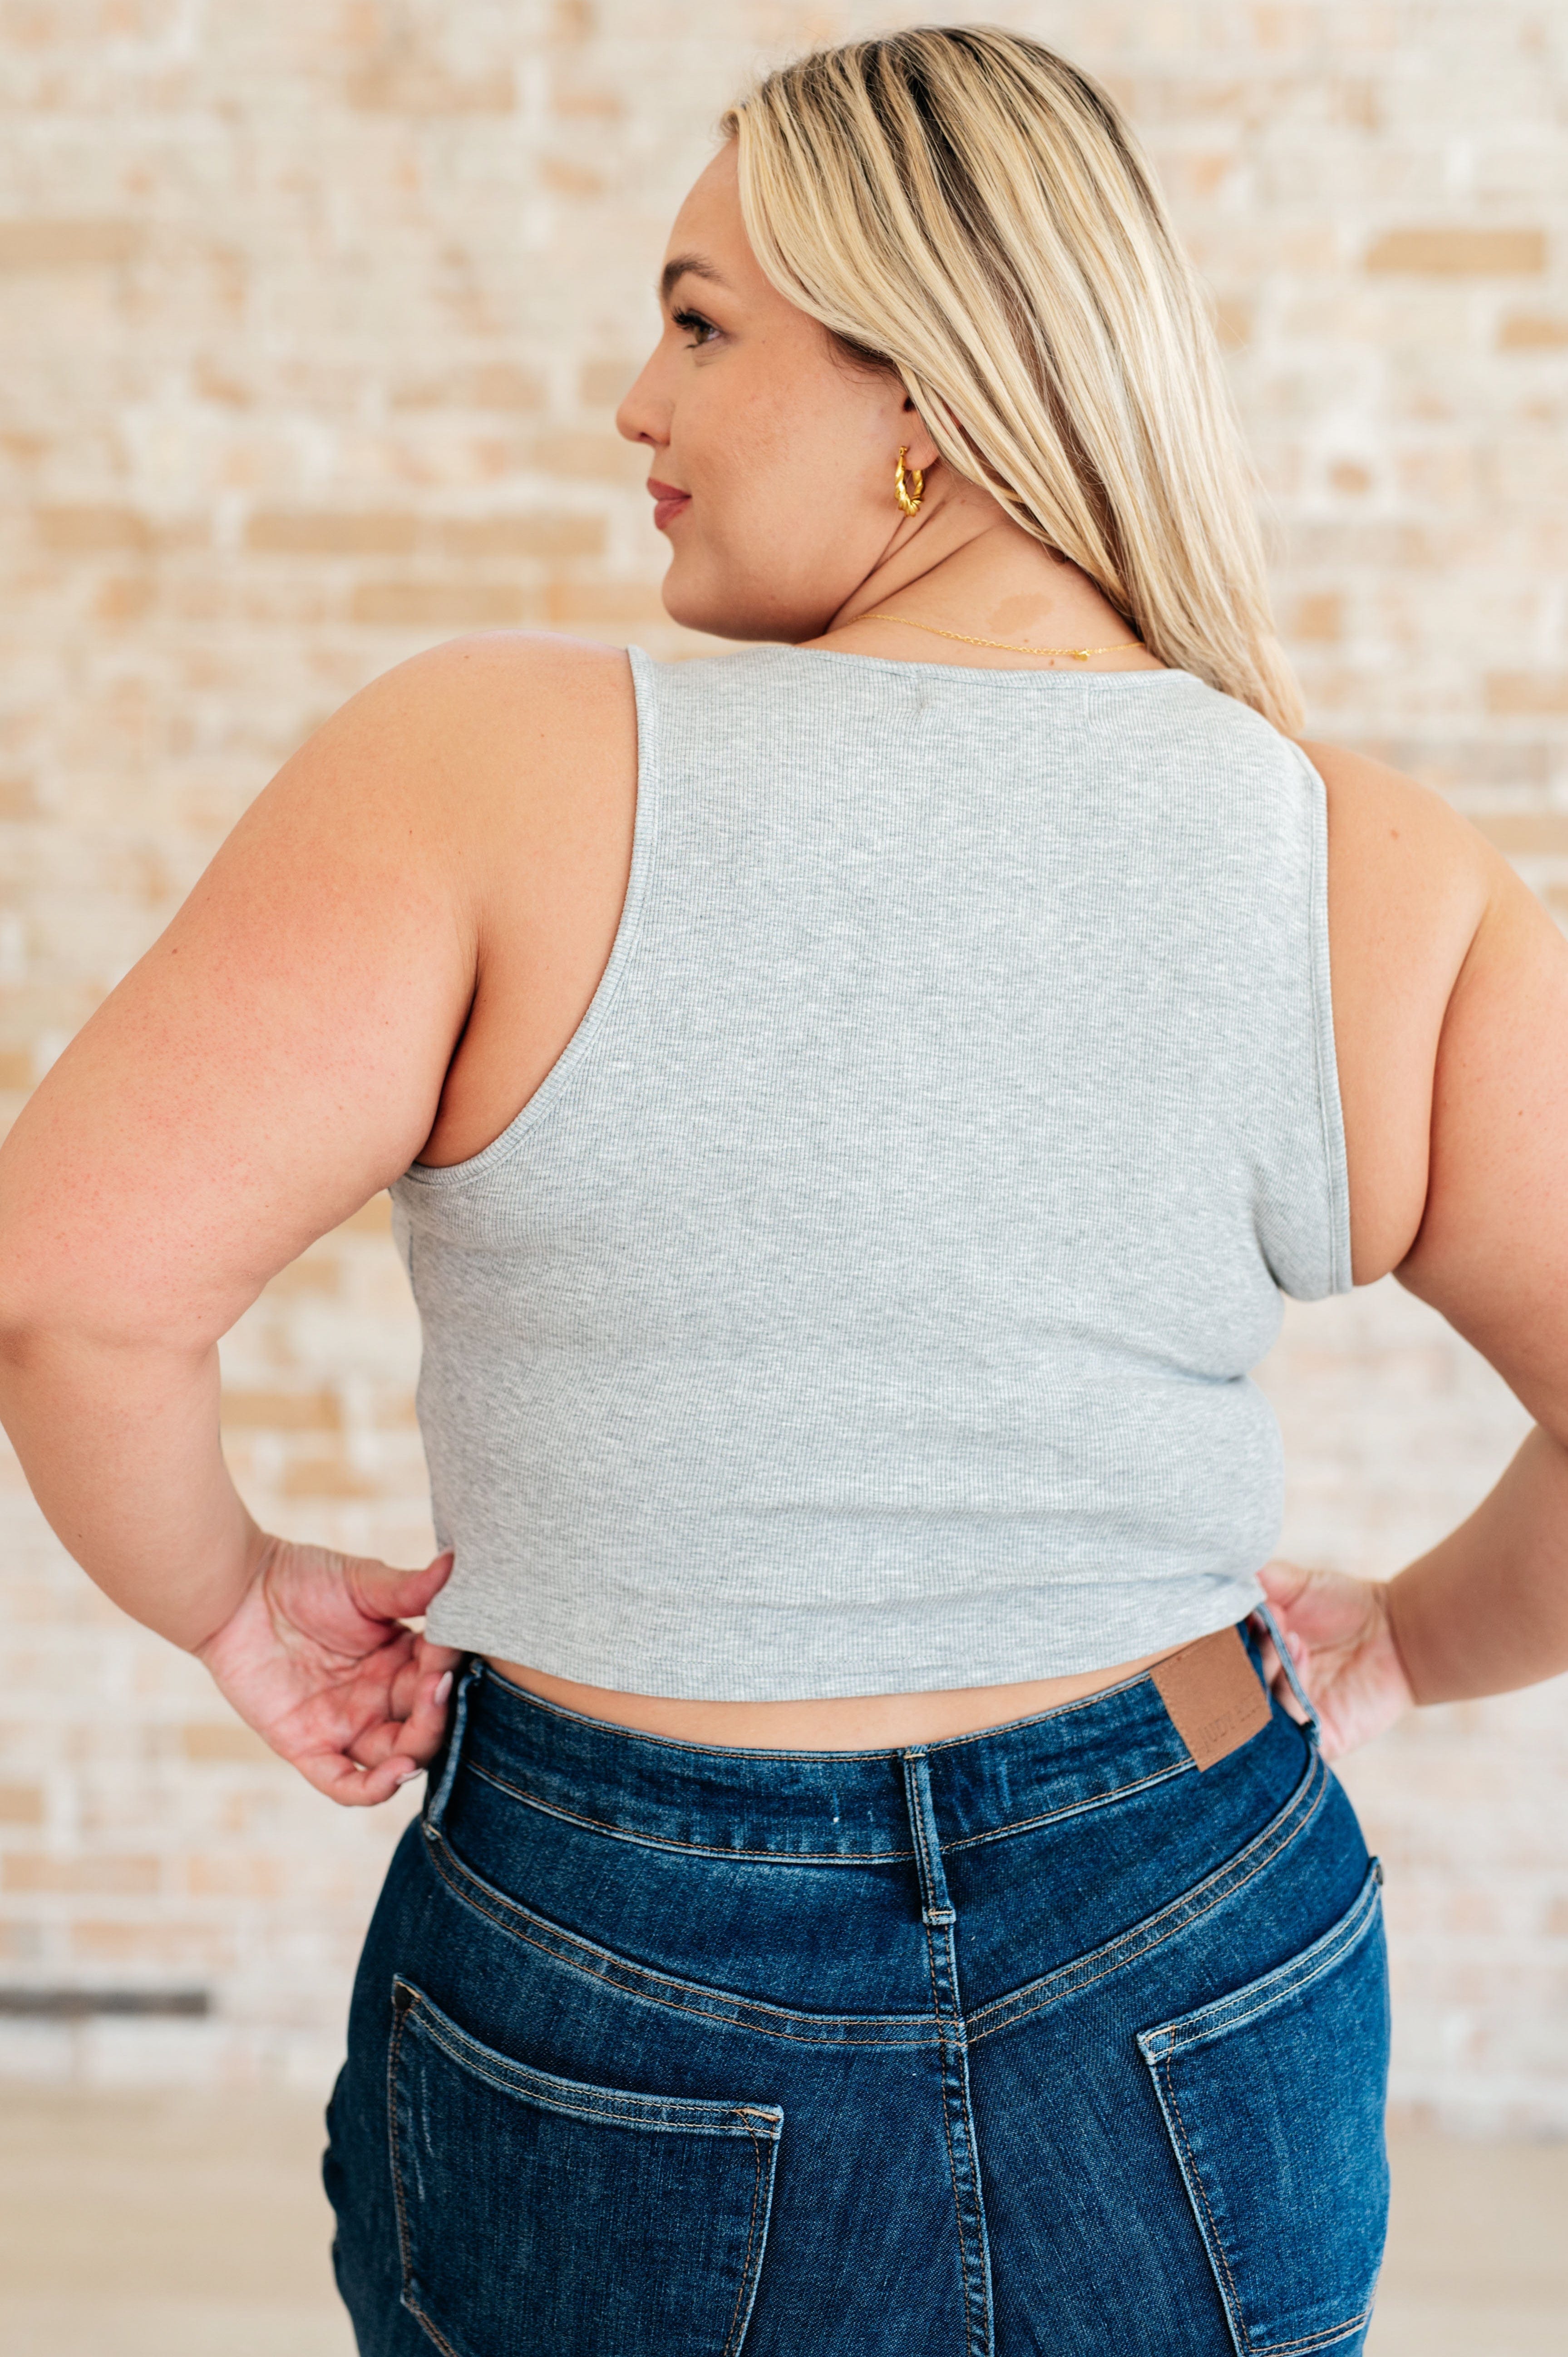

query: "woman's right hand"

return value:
[195, 1536, 463, 1806]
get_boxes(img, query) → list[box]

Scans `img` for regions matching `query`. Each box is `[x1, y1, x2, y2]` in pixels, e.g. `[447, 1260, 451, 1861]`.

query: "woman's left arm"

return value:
[1259, 759, 1568, 1755]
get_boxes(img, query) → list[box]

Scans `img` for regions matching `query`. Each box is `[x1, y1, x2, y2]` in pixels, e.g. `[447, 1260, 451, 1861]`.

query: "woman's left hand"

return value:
[1254, 1559, 1416, 1760]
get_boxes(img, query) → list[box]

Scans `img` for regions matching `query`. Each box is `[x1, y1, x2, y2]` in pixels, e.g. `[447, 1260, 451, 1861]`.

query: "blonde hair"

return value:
[722, 26, 1302, 731]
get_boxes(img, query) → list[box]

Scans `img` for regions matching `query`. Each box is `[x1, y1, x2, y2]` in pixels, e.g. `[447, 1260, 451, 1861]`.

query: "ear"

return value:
[898, 394, 941, 475]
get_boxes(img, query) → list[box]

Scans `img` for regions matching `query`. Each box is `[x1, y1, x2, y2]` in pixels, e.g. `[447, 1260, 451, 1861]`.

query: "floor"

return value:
[0, 2088, 1562, 2353]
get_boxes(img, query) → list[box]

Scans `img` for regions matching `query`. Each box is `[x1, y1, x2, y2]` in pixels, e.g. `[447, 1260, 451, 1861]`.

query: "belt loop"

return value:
[899, 1748, 956, 1927]
[1255, 1603, 1321, 1746]
[423, 1656, 479, 1834]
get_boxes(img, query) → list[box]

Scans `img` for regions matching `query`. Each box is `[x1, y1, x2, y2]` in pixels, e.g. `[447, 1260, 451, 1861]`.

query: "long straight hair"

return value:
[723, 26, 1302, 731]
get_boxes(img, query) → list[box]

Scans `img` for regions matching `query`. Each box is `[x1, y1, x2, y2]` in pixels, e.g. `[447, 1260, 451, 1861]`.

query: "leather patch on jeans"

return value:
[1151, 1625, 1271, 1770]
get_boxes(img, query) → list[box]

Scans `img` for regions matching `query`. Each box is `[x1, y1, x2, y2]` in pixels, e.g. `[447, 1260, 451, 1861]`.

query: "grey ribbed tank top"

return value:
[393, 645, 1351, 1699]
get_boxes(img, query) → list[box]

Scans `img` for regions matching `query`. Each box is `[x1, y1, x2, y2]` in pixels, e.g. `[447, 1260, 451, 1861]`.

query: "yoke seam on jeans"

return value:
[463, 1760, 917, 1861]
[940, 1758, 1191, 1850]
[463, 1751, 1191, 1860]
[966, 1757, 1327, 2046]
[423, 1832, 938, 2047]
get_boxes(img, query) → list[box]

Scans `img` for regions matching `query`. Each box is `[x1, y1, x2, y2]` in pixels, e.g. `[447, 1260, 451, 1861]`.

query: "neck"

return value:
[814, 491, 1144, 661]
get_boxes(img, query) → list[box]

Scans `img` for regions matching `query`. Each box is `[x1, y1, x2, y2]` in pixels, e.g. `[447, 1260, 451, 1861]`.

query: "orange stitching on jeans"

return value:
[387, 1998, 415, 2287]
[423, 1833, 937, 2048]
[393, 1983, 777, 2357]
[1161, 2050, 1250, 2338]
[923, 1914, 977, 2357]
[1156, 1881, 1381, 2058]
[966, 1762, 1327, 2046]
[388, 1993, 465, 2357]
[719, 2116, 769, 2357]
[404, 2296, 462, 2357]
[1155, 1943, 1376, 2357]
[464, 1750, 1192, 1861]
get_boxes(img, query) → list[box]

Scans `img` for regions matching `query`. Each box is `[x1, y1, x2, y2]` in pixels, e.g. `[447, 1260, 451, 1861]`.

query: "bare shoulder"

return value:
[241, 630, 638, 920]
[304, 628, 635, 796]
[1298, 735, 1493, 885]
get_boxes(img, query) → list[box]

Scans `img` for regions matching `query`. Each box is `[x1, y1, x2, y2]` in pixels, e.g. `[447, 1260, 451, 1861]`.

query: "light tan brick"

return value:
[4, 1852, 160, 1894]
[340, 1193, 393, 1235]
[541, 156, 606, 197]
[36, 506, 155, 553]
[579, 358, 638, 407]
[553, 84, 626, 122]
[349, 582, 538, 628]
[0, 1049, 33, 1090]
[219, 1387, 342, 1431]
[0, 1785, 45, 1825]
[1364, 227, 1547, 276]
[185, 1854, 285, 1899]
[179, 1721, 272, 1765]
[247, 510, 419, 556]
[1498, 313, 1568, 350]
[1484, 675, 1568, 719]
[95, 577, 157, 623]
[439, 513, 604, 560]
[0, 219, 141, 268]
[391, 365, 546, 413]
[281, 1452, 385, 1500]
[345, 60, 515, 116]
[263, 1255, 340, 1297]
[547, 581, 669, 626]
[71, 1920, 235, 1969]
[1292, 592, 1344, 642]
[1472, 810, 1568, 853]
[529, 431, 647, 483]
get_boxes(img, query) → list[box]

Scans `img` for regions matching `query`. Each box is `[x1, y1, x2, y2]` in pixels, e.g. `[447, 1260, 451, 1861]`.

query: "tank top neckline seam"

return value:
[749, 643, 1199, 687]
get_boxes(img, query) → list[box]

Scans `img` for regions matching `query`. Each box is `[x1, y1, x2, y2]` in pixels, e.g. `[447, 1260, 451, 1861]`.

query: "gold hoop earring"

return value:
[894, 446, 924, 517]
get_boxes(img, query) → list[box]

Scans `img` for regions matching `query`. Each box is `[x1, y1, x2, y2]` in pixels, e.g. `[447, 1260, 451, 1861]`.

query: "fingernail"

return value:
[434, 1672, 453, 1706]
[395, 1767, 420, 1786]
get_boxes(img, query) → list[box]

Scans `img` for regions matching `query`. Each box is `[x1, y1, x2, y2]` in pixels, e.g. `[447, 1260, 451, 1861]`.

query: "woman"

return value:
[1, 25, 1565, 2355]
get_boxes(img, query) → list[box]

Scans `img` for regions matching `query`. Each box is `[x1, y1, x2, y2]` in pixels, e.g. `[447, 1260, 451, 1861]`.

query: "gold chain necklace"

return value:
[860, 611, 1144, 662]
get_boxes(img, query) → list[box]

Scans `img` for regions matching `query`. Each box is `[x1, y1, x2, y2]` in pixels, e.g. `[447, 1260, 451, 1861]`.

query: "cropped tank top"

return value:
[393, 645, 1352, 1700]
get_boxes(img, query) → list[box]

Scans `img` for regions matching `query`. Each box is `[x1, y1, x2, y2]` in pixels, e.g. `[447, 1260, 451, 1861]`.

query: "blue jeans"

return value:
[325, 1624, 1389, 2355]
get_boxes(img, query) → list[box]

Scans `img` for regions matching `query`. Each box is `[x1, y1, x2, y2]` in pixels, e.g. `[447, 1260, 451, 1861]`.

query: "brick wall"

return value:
[2, 2, 1565, 2126]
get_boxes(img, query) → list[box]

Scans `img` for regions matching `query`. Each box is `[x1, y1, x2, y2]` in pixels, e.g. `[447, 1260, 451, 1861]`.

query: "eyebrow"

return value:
[657, 253, 730, 307]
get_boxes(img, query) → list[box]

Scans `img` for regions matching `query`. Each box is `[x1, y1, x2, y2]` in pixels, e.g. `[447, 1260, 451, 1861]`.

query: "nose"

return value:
[616, 348, 671, 449]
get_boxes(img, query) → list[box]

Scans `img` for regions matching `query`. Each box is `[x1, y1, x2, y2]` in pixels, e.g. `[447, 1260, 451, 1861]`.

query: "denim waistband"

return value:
[428, 1625, 1277, 1867]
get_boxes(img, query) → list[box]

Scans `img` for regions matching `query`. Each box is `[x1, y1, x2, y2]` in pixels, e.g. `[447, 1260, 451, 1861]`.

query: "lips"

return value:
[647, 477, 690, 531]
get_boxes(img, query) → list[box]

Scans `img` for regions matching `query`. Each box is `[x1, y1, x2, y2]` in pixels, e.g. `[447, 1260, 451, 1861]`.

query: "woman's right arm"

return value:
[0, 628, 631, 1800]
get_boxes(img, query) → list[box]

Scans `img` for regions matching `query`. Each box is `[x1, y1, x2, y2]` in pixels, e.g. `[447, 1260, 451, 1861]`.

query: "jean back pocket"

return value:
[1138, 1864, 1390, 2356]
[389, 1980, 781, 2357]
